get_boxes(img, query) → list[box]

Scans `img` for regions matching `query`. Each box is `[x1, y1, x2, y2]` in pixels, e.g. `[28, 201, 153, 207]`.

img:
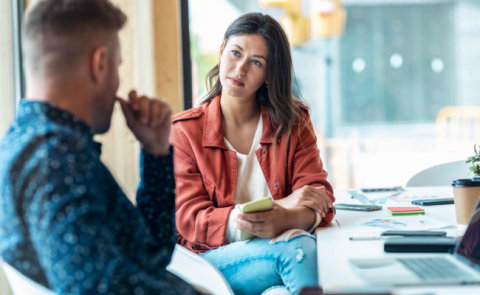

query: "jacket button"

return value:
[274, 183, 278, 188]
[262, 150, 266, 155]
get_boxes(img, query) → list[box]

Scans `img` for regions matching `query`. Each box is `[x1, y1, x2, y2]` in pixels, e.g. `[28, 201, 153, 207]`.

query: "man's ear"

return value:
[90, 46, 108, 84]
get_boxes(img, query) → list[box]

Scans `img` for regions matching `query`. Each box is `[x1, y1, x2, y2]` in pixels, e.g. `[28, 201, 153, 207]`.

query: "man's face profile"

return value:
[92, 34, 122, 134]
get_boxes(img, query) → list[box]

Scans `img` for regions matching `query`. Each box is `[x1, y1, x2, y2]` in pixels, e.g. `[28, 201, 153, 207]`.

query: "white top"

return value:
[224, 116, 321, 243]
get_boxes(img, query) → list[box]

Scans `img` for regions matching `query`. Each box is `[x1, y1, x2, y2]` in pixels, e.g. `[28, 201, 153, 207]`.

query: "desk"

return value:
[316, 186, 473, 291]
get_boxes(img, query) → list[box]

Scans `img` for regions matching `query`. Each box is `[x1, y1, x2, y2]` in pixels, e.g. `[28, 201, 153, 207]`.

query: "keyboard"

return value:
[398, 258, 474, 280]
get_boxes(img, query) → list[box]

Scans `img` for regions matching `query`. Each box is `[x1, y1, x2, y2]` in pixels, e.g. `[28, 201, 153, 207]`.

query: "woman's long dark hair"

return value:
[201, 13, 309, 159]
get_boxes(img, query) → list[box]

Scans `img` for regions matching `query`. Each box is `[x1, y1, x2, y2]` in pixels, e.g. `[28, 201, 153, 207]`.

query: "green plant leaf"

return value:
[476, 144, 478, 155]
[469, 166, 477, 171]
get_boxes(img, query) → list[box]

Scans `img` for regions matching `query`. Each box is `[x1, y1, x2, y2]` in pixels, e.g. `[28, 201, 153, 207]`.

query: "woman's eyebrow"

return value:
[231, 44, 267, 61]
[232, 44, 244, 51]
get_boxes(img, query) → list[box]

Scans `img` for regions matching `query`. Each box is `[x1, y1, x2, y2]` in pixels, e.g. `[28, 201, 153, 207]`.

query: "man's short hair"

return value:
[23, 0, 127, 76]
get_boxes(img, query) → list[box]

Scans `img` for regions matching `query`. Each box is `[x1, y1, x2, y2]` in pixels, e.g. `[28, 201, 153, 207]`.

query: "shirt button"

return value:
[274, 183, 278, 188]
[262, 150, 266, 155]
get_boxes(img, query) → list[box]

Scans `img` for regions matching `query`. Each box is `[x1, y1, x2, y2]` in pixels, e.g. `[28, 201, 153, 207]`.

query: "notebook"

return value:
[387, 207, 425, 215]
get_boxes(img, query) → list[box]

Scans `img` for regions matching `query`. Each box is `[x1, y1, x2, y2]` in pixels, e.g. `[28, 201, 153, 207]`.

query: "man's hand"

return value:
[275, 186, 332, 218]
[117, 90, 172, 156]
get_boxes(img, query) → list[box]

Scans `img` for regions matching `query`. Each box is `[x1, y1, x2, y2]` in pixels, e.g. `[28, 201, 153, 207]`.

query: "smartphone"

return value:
[411, 198, 454, 206]
[238, 197, 273, 241]
[335, 203, 382, 211]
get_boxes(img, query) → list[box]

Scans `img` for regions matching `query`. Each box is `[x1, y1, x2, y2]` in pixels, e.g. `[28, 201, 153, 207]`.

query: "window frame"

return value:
[12, 0, 25, 108]
[180, 0, 193, 110]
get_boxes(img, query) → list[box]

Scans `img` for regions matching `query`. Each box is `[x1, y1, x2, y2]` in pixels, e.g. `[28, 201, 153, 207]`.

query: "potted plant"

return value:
[466, 144, 480, 177]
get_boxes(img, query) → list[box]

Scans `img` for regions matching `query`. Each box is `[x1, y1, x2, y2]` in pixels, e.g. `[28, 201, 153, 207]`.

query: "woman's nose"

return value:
[236, 59, 248, 76]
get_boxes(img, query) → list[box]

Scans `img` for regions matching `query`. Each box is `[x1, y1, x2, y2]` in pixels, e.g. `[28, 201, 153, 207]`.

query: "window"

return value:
[340, 3, 455, 126]
[186, 0, 480, 188]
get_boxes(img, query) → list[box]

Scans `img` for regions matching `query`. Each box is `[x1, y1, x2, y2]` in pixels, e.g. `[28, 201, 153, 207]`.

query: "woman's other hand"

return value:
[275, 186, 332, 218]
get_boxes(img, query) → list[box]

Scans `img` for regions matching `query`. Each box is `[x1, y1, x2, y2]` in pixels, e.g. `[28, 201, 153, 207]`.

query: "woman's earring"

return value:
[265, 82, 269, 88]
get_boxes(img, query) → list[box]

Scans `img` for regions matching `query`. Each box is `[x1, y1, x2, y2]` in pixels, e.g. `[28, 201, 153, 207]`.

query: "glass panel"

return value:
[340, 4, 455, 126]
[187, 0, 480, 188]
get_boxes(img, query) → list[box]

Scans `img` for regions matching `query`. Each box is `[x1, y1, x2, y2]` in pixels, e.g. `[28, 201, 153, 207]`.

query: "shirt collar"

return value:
[16, 100, 97, 139]
[202, 95, 273, 149]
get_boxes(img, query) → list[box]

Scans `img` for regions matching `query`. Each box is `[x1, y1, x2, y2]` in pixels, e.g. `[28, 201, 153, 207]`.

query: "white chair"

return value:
[405, 160, 470, 187]
[1, 261, 55, 295]
[167, 245, 293, 295]
[167, 244, 234, 295]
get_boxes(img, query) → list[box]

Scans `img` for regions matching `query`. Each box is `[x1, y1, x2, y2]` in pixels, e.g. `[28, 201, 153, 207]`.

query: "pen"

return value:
[349, 236, 403, 241]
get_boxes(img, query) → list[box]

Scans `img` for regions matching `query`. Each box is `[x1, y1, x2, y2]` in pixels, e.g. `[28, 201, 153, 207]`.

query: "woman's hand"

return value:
[235, 203, 316, 239]
[235, 203, 291, 239]
[275, 185, 332, 218]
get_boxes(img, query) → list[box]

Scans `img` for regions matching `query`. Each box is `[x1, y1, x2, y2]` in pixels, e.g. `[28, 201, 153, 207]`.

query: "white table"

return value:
[316, 186, 475, 292]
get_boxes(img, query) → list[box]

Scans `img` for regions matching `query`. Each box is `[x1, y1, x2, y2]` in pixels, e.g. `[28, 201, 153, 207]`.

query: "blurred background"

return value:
[2, 0, 480, 197]
[1, 0, 480, 198]
[188, 0, 480, 189]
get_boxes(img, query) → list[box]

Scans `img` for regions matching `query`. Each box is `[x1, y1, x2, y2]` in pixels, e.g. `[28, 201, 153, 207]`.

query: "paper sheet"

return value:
[341, 215, 456, 234]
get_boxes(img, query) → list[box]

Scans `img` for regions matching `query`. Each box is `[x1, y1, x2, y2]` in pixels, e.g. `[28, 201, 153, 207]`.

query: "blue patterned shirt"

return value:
[0, 101, 197, 294]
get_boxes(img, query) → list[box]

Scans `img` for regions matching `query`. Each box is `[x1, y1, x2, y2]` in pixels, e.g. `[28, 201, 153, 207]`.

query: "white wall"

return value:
[0, 0, 16, 138]
[0, 0, 15, 291]
[95, 0, 157, 202]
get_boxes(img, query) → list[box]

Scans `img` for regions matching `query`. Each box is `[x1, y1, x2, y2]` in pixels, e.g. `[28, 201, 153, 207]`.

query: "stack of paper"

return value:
[388, 207, 425, 216]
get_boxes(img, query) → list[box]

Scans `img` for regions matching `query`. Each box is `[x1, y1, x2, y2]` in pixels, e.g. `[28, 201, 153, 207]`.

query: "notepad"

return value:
[387, 207, 425, 216]
[238, 197, 273, 241]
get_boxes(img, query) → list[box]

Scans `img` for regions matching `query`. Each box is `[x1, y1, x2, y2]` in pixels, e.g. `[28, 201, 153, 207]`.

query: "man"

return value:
[0, 0, 198, 294]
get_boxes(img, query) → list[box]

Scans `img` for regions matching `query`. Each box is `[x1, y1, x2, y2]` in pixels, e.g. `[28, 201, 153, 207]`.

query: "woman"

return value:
[170, 13, 335, 295]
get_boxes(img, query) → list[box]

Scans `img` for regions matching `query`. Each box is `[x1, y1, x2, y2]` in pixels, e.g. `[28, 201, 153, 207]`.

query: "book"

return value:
[388, 211, 425, 216]
[238, 197, 273, 241]
[387, 206, 425, 216]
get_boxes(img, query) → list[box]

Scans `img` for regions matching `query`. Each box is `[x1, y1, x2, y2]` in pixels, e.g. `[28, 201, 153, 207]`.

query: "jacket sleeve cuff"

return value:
[206, 206, 235, 247]
[318, 207, 336, 227]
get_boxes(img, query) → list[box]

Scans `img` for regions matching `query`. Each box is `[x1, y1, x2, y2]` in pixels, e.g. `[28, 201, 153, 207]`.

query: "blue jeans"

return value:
[199, 231, 318, 295]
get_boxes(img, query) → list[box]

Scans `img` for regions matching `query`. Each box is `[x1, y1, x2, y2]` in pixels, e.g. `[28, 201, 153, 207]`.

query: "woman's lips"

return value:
[228, 77, 245, 86]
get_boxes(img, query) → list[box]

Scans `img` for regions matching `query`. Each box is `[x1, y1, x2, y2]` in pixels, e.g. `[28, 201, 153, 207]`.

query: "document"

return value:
[340, 216, 456, 234]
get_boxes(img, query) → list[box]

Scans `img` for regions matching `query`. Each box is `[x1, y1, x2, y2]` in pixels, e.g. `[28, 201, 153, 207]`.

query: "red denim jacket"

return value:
[170, 95, 335, 254]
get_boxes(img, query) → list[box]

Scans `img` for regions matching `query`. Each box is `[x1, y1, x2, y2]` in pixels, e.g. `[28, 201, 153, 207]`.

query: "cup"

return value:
[452, 178, 480, 224]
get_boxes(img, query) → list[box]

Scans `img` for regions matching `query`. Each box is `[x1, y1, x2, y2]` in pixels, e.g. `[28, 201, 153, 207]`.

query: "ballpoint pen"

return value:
[349, 236, 403, 241]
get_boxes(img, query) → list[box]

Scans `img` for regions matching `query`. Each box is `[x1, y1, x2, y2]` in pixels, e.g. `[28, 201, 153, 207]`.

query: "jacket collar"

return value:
[259, 103, 273, 144]
[203, 95, 273, 149]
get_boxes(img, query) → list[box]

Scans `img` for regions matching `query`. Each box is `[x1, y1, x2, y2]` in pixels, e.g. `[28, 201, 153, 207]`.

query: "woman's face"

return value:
[219, 34, 269, 100]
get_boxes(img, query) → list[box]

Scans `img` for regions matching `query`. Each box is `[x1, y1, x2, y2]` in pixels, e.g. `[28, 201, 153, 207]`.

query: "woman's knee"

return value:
[270, 230, 317, 261]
